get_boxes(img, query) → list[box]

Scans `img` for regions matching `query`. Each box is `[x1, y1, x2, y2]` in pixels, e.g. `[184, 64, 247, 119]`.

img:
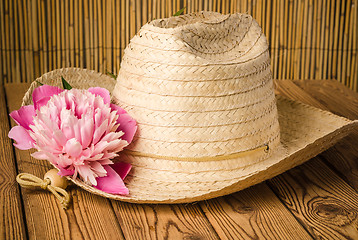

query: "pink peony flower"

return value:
[8, 85, 137, 195]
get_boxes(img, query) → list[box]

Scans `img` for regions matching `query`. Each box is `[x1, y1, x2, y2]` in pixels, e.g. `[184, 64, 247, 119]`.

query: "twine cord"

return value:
[124, 144, 270, 162]
[16, 173, 71, 209]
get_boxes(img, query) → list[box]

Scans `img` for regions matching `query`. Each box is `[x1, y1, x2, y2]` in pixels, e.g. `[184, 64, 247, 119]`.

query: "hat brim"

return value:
[25, 68, 358, 203]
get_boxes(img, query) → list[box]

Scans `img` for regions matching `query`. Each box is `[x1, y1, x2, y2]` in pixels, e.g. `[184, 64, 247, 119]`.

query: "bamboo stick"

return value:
[114, 0, 119, 72]
[351, 0, 357, 91]
[102, 0, 106, 72]
[337, 0, 346, 85]
[278, 0, 284, 79]
[89, 0, 94, 69]
[69, 0, 74, 67]
[27, 0, 34, 81]
[16, 0, 25, 82]
[327, 0, 335, 80]
[346, 0, 353, 89]
[75, 0, 80, 67]
[46, 0, 53, 72]
[31, 0, 40, 78]
[272, 0, 279, 79]
[10, 0, 18, 82]
[79, 0, 84, 68]
[136, 0, 141, 33]
[322, 0, 330, 80]
[300, 0, 307, 79]
[121, 0, 126, 61]
[130, 0, 136, 38]
[97, 0, 102, 71]
[106, 0, 112, 72]
[148, 0, 152, 20]
[332, 0, 341, 80]
[61, 0, 65, 67]
[1, 0, 8, 83]
[51, 0, 56, 70]
[56, 0, 61, 70]
[143, 0, 147, 24]
[153, 0, 157, 18]
[286, 0, 294, 79]
[342, 0, 351, 87]
[315, 1, 325, 79]
[126, 0, 130, 49]
[0, 0, 4, 84]
[38, 0, 45, 74]
[309, 0, 317, 79]
[64, 0, 70, 67]
[304, 0, 313, 79]
[264, 0, 270, 43]
[84, 0, 90, 68]
[282, 0, 288, 79]
[6, 0, 14, 83]
[160, 0, 164, 17]
[94, 0, 98, 71]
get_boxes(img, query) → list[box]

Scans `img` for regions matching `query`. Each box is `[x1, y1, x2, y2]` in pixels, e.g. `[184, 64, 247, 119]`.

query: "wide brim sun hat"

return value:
[23, 12, 357, 204]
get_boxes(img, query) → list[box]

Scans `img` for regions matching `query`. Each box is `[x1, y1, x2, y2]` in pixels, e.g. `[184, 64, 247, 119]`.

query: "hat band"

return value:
[123, 144, 269, 162]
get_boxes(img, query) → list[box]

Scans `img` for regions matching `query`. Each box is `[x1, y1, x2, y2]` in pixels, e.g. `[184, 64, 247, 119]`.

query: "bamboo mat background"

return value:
[0, 0, 357, 91]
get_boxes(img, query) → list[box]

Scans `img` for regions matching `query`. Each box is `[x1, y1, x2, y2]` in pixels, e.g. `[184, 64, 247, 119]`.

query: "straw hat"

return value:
[24, 12, 357, 204]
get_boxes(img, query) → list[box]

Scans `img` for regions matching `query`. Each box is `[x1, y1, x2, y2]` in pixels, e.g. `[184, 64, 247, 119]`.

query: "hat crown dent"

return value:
[114, 12, 280, 159]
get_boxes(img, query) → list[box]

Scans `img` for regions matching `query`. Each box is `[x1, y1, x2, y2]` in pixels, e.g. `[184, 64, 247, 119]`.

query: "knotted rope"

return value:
[16, 173, 71, 209]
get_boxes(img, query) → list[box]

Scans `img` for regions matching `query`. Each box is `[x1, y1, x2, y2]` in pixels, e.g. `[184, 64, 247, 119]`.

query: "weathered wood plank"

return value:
[268, 160, 358, 239]
[5, 83, 125, 240]
[271, 79, 358, 239]
[293, 79, 358, 120]
[111, 201, 220, 239]
[292, 79, 358, 191]
[0, 86, 26, 239]
[200, 183, 312, 240]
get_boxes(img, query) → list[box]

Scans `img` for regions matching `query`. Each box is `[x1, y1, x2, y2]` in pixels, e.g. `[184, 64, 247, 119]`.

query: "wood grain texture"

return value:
[200, 183, 312, 240]
[5, 83, 125, 240]
[111, 201, 219, 240]
[0, 84, 26, 239]
[294, 79, 358, 120]
[268, 160, 358, 240]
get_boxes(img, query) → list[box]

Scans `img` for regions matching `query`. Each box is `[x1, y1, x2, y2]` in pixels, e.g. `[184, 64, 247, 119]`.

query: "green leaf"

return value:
[106, 71, 118, 80]
[61, 76, 72, 90]
[35, 80, 44, 86]
[173, 7, 186, 16]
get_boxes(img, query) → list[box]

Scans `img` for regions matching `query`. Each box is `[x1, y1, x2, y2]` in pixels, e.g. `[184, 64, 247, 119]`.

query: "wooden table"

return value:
[1, 80, 358, 240]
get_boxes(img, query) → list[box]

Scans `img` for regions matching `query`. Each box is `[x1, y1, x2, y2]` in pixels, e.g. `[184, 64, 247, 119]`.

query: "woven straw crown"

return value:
[114, 11, 280, 161]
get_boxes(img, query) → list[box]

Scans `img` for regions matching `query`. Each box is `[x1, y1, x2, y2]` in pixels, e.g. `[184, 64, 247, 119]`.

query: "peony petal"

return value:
[80, 118, 94, 149]
[58, 167, 75, 176]
[9, 105, 36, 130]
[8, 126, 35, 150]
[111, 162, 132, 180]
[93, 119, 108, 144]
[33, 85, 64, 110]
[88, 87, 111, 104]
[77, 164, 97, 185]
[31, 151, 49, 160]
[94, 165, 129, 195]
[64, 138, 82, 158]
[110, 104, 137, 143]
